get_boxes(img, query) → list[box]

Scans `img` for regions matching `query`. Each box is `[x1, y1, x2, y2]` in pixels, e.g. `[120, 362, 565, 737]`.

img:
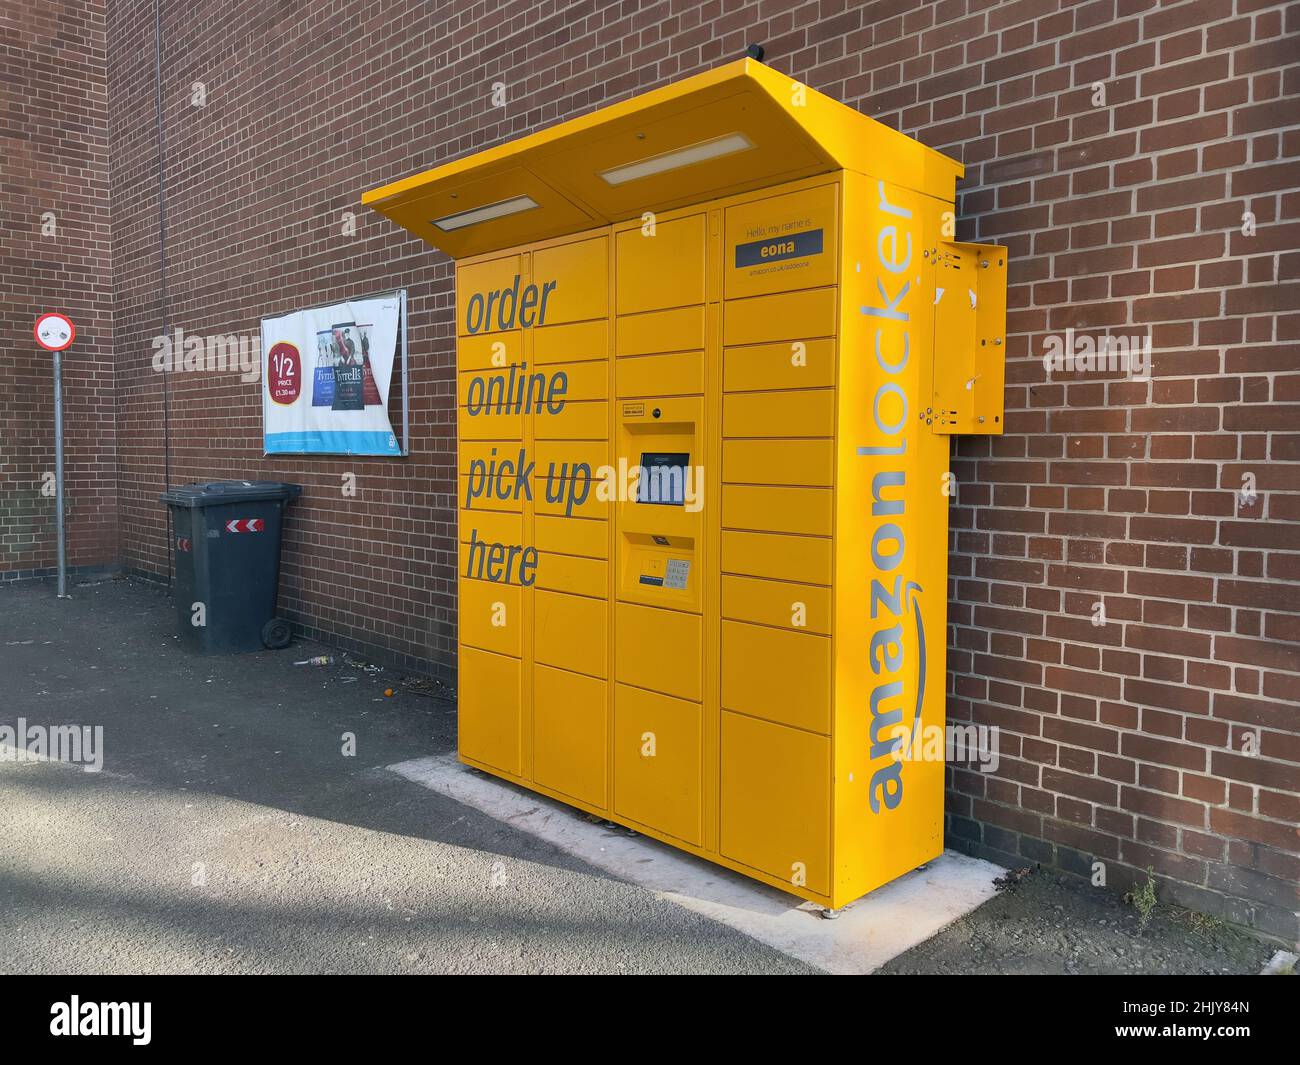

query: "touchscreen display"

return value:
[637, 452, 689, 506]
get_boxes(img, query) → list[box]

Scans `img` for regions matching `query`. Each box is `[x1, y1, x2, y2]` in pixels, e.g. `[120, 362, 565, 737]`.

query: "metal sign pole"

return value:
[53, 347, 68, 598]
[34, 311, 76, 599]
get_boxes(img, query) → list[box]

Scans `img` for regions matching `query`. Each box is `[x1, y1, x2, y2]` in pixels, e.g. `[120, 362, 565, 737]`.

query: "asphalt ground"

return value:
[0, 576, 812, 974]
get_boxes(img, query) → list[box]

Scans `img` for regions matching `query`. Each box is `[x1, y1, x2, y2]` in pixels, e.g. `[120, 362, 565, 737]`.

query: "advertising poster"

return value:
[261, 295, 403, 455]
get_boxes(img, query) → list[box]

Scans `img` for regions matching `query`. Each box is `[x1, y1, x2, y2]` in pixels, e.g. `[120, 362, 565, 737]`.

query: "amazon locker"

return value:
[364, 57, 1007, 909]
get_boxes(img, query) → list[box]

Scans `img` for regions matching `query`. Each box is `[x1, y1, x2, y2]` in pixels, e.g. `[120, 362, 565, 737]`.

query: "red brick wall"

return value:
[94, 0, 1300, 941]
[0, 0, 117, 580]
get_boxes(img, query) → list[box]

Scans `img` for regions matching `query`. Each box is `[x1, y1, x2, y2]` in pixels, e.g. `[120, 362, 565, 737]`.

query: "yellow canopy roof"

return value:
[362, 57, 964, 259]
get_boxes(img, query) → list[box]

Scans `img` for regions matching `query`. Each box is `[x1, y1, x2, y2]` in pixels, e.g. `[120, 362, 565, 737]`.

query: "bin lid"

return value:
[160, 481, 302, 507]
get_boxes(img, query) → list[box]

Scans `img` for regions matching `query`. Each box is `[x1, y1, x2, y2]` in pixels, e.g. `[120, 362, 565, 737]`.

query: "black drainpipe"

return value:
[154, 0, 173, 585]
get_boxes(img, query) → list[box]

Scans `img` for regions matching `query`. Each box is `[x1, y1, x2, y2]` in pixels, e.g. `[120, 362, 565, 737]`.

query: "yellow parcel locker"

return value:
[366, 56, 1007, 910]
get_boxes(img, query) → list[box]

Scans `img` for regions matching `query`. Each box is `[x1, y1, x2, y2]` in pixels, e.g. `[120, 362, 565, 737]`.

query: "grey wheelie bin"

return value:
[159, 481, 302, 653]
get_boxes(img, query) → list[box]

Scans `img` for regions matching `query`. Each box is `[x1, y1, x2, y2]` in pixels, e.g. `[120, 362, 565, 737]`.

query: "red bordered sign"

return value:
[35, 312, 76, 352]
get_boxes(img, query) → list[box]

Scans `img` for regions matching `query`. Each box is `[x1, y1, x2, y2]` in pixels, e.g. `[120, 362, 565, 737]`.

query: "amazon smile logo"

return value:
[900, 581, 927, 760]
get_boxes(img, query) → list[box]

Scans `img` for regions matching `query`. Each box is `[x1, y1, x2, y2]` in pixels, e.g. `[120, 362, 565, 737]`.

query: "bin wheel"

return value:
[261, 618, 292, 650]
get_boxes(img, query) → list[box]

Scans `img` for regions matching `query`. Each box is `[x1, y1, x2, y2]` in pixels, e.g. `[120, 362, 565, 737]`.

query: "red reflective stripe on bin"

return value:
[224, 518, 265, 533]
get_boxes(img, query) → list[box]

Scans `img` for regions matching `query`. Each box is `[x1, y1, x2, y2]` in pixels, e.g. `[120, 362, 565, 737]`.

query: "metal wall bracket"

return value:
[929, 240, 1007, 435]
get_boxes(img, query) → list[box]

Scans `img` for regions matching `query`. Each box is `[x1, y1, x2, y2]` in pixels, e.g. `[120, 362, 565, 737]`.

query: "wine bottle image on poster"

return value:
[330, 322, 365, 412]
[312, 333, 336, 406]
